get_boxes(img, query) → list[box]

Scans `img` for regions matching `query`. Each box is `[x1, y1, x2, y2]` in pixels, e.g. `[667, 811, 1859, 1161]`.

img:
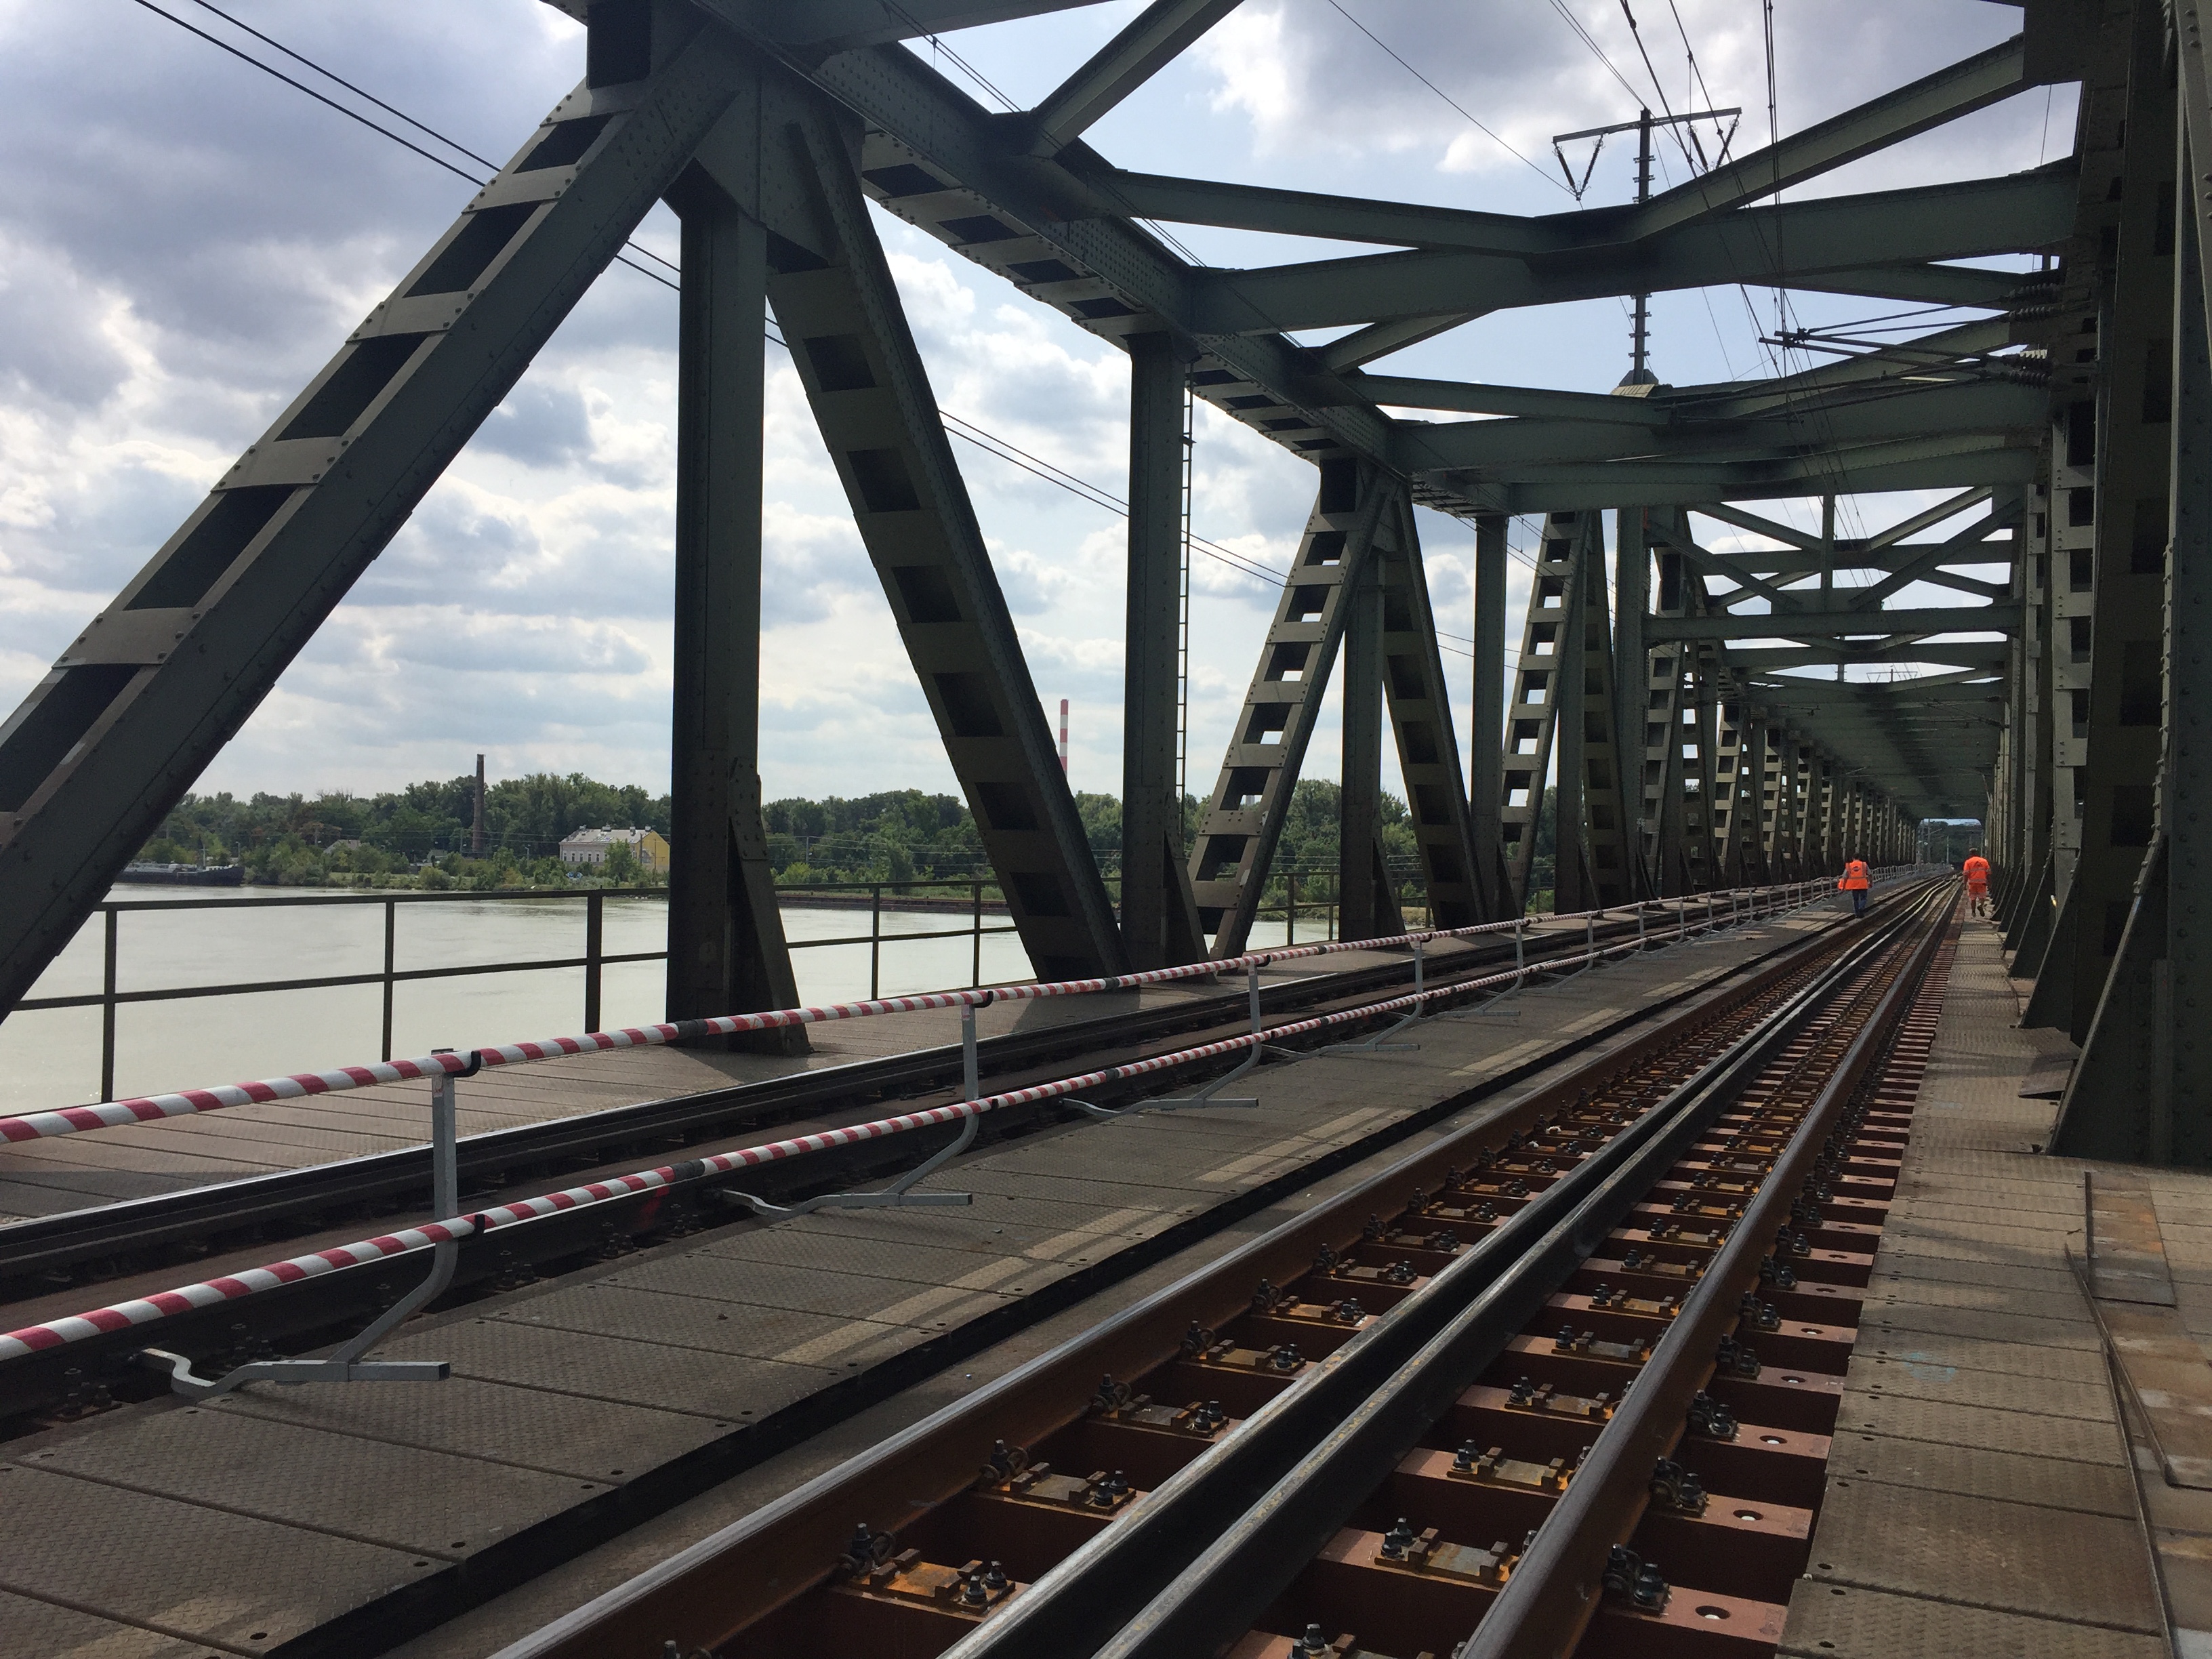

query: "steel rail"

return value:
[0, 898, 1798, 1289]
[1456, 890, 1951, 1658]
[940, 886, 1944, 1659]
[483, 880, 1935, 1659]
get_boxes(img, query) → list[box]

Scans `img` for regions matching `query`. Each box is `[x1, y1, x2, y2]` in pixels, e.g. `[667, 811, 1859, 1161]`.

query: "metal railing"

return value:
[14, 869, 1912, 1105]
[16, 880, 1019, 1101]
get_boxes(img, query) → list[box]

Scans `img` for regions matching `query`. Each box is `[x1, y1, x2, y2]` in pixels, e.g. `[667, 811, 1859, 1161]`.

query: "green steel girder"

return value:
[679, 5, 2058, 517]
[0, 18, 754, 1021]
[1028, 0, 1256, 157]
[1393, 380, 2045, 472]
[1650, 602, 2022, 641]
[1076, 37, 2033, 251]
[1181, 170, 2076, 335]
[1622, 35, 2034, 234]
[1725, 641, 2010, 670]
[1447, 436, 2040, 514]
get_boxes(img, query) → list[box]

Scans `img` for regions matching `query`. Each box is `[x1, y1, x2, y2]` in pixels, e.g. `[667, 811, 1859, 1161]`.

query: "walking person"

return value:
[1838, 855, 1871, 918]
[1963, 848, 1991, 919]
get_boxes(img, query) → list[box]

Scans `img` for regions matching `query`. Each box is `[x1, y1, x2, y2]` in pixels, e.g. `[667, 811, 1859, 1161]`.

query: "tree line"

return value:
[135, 772, 1553, 899]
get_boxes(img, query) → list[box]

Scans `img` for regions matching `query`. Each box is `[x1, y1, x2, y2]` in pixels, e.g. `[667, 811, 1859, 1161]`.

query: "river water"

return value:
[0, 887, 1325, 1113]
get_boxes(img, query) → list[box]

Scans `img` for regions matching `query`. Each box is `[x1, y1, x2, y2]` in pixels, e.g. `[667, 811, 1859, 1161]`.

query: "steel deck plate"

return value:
[1851, 1328, 2109, 1384]
[1845, 1352, 2114, 1417]
[688, 1228, 1078, 1296]
[0, 1463, 430, 1654]
[14, 1406, 602, 1561]
[485, 1278, 1004, 1365]
[785, 1195, 1174, 1260]
[610, 1249, 1038, 1314]
[208, 1372, 724, 1481]
[1780, 1580, 2165, 1658]
[377, 1316, 853, 1422]
[0, 1586, 213, 1659]
[1830, 1435, 2137, 1517]
[1805, 1480, 2160, 1631]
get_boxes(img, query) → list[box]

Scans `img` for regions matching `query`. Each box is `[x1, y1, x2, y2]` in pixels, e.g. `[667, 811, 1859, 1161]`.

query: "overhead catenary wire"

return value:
[1325, 0, 1571, 192]
[132, 0, 683, 293]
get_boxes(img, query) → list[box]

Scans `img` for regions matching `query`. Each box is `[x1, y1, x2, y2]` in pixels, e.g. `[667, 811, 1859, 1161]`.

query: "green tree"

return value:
[603, 838, 640, 884]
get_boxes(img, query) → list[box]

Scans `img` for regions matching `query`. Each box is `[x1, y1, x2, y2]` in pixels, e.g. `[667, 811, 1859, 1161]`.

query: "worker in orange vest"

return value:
[1838, 857, 1872, 918]
[1963, 849, 1991, 919]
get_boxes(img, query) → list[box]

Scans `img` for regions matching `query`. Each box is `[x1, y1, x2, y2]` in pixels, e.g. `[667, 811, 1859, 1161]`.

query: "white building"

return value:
[558, 826, 668, 871]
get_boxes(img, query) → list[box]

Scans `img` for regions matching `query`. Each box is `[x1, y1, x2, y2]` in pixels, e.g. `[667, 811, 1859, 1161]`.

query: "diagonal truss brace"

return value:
[771, 107, 1126, 979]
[0, 23, 751, 1019]
[1188, 466, 1389, 955]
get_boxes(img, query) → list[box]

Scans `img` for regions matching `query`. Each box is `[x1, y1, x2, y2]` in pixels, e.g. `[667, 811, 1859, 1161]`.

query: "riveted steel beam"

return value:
[771, 106, 1127, 979]
[1187, 463, 1387, 954]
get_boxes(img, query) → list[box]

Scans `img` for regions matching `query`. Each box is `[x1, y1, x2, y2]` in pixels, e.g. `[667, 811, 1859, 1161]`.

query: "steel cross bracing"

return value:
[0, 0, 2087, 1025]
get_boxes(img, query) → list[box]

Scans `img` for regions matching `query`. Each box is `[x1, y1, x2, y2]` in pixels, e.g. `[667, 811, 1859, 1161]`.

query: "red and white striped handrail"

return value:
[0, 942, 1647, 1364]
[0, 878, 1853, 1149]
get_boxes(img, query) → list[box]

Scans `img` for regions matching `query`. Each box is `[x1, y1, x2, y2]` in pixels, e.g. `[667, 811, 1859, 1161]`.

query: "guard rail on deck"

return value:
[0, 870, 1927, 1368]
[14, 878, 1025, 1101]
[0, 874, 1918, 1151]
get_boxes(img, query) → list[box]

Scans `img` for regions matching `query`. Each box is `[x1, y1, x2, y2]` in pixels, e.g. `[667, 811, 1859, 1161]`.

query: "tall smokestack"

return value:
[472, 754, 486, 853]
[1058, 699, 1069, 773]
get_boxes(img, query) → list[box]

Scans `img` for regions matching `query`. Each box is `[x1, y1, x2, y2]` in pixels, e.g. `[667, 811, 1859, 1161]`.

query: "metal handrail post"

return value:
[1130, 962, 1271, 1110]
[380, 898, 397, 1061]
[1288, 872, 1297, 946]
[870, 883, 882, 1000]
[100, 907, 118, 1104]
[1322, 939, 1423, 1053]
[971, 880, 983, 987]
[726, 1001, 985, 1217]
[583, 890, 603, 1034]
[144, 1052, 470, 1397]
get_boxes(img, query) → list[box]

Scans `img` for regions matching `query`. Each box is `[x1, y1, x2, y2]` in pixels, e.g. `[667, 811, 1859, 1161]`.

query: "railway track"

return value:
[491, 881, 1953, 1659]
[0, 895, 1841, 1431]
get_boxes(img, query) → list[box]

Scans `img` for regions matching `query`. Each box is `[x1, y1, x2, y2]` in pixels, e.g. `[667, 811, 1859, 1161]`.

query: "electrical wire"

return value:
[128, 0, 687, 291]
[1325, 0, 1570, 192]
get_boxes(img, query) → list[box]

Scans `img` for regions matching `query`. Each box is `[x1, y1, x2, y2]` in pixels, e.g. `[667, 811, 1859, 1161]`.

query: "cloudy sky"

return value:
[0, 0, 2061, 808]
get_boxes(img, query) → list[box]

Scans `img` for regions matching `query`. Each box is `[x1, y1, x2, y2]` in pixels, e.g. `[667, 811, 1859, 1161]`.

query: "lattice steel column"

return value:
[665, 171, 802, 1043]
[2051, 0, 2173, 1040]
[1614, 506, 1655, 899]
[1500, 514, 1577, 909]
[2055, 40, 2212, 1162]
[1189, 462, 1387, 954]
[1740, 713, 1773, 886]
[1467, 514, 1510, 917]
[1374, 494, 1486, 926]
[1687, 642, 1723, 889]
[1339, 542, 1389, 939]
[772, 112, 1126, 979]
[1122, 331, 1206, 967]
[1551, 514, 1631, 912]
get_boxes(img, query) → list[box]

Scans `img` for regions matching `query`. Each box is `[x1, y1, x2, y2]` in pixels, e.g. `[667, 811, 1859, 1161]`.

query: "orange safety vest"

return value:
[1839, 860, 1871, 891]
[1963, 855, 1990, 892]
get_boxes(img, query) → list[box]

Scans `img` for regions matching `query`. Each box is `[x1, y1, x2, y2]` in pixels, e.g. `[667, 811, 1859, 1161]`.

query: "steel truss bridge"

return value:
[0, 0, 2196, 1160]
